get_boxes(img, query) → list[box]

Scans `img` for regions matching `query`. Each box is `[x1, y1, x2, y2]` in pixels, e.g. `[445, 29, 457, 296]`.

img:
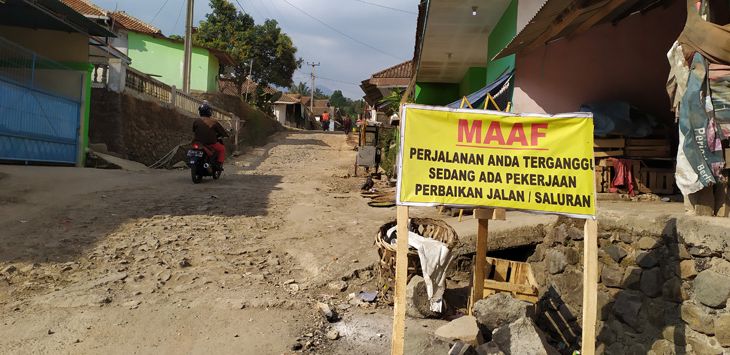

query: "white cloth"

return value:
[387, 225, 454, 312]
[675, 130, 704, 196]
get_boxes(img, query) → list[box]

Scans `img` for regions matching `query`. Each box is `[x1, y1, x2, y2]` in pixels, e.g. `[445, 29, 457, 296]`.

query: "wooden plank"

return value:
[690, 186, 715, 216]
[492, 208, 506, 220]
[594, 150, 623, 157]
[483, 280, 536, 295]
[715, 183, 730, 217]
[626, 138, 668, 146]
[469, 218, 489, 314]
[593, 138, 625, 148]
[582, 219, 599, 355]
[493, 259, 509, 282]
[390, 206, 409, 355]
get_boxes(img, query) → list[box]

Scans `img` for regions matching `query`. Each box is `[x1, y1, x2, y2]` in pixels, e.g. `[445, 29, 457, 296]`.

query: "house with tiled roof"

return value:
[62, 0, 232, 94]
[360, 60, 412, 125]
[0, 0, 115, 166]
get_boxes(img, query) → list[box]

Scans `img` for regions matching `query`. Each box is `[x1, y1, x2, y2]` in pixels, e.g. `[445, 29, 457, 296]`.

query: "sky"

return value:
[93, 0, 419, 99]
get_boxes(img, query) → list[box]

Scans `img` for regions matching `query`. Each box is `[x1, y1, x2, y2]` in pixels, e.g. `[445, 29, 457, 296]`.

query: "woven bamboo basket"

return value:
[375, 218, 458, 303]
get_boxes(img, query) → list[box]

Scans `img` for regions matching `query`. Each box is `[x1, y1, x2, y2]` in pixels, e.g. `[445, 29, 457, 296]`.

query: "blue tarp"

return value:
[447, 70, 514, 109]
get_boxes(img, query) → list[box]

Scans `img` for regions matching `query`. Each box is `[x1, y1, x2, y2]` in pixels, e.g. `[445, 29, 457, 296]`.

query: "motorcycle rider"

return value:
[193, 101, 229, 169]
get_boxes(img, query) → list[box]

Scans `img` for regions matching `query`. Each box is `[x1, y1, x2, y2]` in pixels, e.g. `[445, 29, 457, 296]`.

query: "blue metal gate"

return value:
[0, 36, 82, 165]
[0, 79, 80, 164]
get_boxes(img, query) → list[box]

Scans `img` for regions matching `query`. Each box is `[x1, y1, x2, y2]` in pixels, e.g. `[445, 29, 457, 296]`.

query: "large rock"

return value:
[679, 260, 697, 279]
[612, 291, 643, 331]
[650, 339, 675, 355]
[640, 267, 663, 298]
[622, 266, 642, 290]
[475, 342, 504, 355]
[546, 249, 567, 274]
[680, 302, 715, 335]
[693, 270, 730, 308]
[714, 313, 730, 347]
[604, 244, 628, 263]
[637, 236, 661, 250]
[491, 317, 559, 355]
[472, 293, 534, 332]
[685, 328, 723, 355]
[601, 264, 624, 288]
[636, 251, 660, 268]
[407, 275, 438, 318]
[434, 315, 484, 346]
[661, 277, 686, 303]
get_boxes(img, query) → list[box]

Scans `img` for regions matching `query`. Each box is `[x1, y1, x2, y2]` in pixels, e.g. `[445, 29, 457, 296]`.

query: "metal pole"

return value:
[244, 58, 253, 102]
[182, 0, 194, 93]
[306, 61, 320, 114]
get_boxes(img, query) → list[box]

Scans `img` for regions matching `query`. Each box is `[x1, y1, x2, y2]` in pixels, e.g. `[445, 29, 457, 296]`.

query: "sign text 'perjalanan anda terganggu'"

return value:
[397, 105, 596, 218]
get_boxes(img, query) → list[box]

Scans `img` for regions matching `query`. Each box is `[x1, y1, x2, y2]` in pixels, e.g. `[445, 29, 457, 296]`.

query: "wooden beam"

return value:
[469, 217, 489, 314]
[390, 206, 410, 355]
[593, 138, 625, 149]
[581, 219, 599, 355]
[570, 0, 641, 38]
[522, 1, 607, 53]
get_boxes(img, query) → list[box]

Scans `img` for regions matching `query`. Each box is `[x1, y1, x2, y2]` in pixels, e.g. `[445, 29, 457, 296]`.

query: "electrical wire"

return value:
[351, 0, 416, 15]
[149, 0, 172, 23]
[172, 0, 185, 34]
[232, 0, 250, 16]
[316, 75, 360, 86]
[281, 0, 404, 61]
[240, 0, 266, 20]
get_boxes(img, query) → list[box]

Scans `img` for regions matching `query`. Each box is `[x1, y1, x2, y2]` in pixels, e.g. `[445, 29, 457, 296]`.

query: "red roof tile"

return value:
[372, 60, 413, 79]
[109, 11, 161, 35]
[60, 0, 107, 17]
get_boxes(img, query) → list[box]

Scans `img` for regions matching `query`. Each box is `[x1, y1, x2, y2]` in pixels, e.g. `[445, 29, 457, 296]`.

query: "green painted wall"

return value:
[414, 82, 460, 105]
[61, 61, 92, 166]
[207, 55, 220, 93]
[459, 67, 487, 97]
[486, 0, 517, 83]
[127, 32, 218, 92]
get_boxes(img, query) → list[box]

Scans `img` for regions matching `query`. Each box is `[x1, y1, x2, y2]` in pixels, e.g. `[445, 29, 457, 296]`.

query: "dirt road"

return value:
[0, 131, 406, 354]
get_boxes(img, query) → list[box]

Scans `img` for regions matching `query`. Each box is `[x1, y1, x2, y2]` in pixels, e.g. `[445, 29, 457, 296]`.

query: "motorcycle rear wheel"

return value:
[191, 168, 203, 184]
[212, 169, 222, 180]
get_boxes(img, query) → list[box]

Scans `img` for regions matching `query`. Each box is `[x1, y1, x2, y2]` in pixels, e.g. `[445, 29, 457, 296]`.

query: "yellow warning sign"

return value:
[397, 104, 596, 218]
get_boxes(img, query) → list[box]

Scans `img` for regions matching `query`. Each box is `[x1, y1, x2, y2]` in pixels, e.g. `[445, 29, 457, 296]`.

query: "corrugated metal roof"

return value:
[60, 0, 106, 17]
[494, 0, 668, 59]
[109, 11, 161, 35]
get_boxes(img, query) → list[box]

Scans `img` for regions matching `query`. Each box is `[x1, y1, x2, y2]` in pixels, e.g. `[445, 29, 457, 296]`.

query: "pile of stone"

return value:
[432, 293, 559, 355]
[526, 217, 730, 354]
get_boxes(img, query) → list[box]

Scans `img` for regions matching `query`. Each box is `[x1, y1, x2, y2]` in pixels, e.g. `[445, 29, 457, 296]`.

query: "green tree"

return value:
[289, 81, 311, 96]
[378, 88, 404, 115]
[195, 1, 300, 97]
[329, 90, 347, 108]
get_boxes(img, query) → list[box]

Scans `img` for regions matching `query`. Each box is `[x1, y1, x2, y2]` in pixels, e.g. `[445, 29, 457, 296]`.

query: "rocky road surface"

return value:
[0, 131, 413, 354]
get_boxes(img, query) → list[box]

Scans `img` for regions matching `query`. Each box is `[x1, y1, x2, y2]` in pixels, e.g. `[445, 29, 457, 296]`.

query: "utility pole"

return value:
[306, 61, 320, 114]
[244, 58, 253, 102]
[182, 0, 194, 93]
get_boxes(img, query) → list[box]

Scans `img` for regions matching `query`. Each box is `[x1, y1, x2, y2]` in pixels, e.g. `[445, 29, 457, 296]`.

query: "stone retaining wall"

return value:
[527, 215, 730, 354]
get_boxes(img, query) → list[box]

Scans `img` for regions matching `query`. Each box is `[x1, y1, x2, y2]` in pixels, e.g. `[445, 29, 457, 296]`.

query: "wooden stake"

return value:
[581, 219, 598, 355]
[390, 205, 410, 355]
[469, 214, 489, 314]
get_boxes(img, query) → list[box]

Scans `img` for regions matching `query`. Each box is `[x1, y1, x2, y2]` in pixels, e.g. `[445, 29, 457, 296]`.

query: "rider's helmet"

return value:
[198, 100, 213, 117]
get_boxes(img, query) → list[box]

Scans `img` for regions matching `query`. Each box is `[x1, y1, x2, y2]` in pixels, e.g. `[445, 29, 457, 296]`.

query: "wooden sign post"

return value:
[582, 219, 598, 355]
[390, 205, 410, 355]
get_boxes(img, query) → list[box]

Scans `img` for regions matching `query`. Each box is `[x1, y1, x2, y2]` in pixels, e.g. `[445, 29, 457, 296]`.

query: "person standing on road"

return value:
[193, 101, 229, 166]
[321, 111, 330, 131]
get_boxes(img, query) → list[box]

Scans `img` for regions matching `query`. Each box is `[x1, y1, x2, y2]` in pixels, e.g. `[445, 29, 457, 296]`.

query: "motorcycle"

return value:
[186, 140, 223, 184]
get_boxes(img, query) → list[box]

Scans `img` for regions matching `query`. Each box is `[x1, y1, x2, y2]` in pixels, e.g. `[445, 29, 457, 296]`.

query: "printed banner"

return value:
[397, 105, 596, 218]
